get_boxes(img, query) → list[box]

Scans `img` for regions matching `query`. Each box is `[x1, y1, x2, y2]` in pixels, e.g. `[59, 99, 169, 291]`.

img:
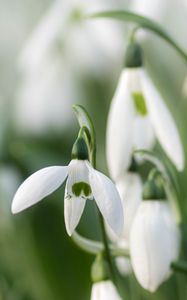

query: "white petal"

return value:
[116, 173, 143, 240]
[106, 69, 135, 181]
[12, 166, 68, 214]
[67, 159, 91, 193]
[91, 280, 123, 300]
[133, 115, 155, 150]
[142, 70, 184, 171]
[130, 201, 180, 292]
[63, 159, 90, 236]
[88, 164, 124, 236]
[64, 184, 86, 236]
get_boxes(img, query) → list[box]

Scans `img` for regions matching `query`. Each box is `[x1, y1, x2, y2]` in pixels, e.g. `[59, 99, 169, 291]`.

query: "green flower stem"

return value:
[97, 208, 117, 284]
[72, 231, 130, 257]
[171, 261, 187, 275]
[86, 10, 187, 62]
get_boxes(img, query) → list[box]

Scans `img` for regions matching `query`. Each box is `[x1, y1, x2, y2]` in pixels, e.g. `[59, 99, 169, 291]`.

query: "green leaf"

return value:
[86, 10, 187, 62]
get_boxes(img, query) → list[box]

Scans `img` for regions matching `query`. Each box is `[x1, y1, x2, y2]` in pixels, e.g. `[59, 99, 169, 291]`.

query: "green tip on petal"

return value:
[124, 43, 143, 68]
[132, 92, 148, 116]
[71, 137, 89, 160]
[72, 182, 92, 197]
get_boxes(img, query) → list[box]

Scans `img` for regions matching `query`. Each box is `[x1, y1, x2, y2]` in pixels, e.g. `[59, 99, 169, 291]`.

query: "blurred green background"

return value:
[0, 0, 187, 299]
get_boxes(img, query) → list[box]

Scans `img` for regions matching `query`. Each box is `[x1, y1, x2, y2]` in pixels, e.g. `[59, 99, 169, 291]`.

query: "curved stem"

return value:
[72, 231, 130, 257]
[86, 10, 187, 62]
[72, 231, 103, 255]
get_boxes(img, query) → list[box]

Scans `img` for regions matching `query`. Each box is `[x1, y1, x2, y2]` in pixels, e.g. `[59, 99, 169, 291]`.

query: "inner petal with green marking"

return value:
[72, 181, 92, 198]
[132, 92, 148, 116]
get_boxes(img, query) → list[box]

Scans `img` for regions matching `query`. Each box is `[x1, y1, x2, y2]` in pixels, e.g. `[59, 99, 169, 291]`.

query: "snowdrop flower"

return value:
[106, 43, 184, 181]
[130, 179, 180, 292]
[11, 137, 124, 237]
[91, 280, 123, 300]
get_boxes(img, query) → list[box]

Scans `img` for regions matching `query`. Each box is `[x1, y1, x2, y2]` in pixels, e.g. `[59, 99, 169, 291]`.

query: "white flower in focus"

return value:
[130, 201, 180, 292]
[107, 64, 184, 181]
[91, 280, 123, 300]
[11, 138, 124, 237]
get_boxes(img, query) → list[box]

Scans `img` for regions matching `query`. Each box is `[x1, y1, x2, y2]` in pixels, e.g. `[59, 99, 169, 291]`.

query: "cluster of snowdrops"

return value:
[11, 36, 186, 300]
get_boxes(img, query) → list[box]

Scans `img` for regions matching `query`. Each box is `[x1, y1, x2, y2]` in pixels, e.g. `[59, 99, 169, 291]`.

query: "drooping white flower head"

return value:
[11, 138, 124, 237]
[91, 280, 123, 300]
[130, 200, 181, 292]
[106, 44, 184, 181]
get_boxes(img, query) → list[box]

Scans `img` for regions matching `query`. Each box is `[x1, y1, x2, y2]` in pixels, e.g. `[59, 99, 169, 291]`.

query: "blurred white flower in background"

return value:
[130, 201, 180, 292]
[13, 0, 126, 136]
[91, 280, 123, 300]
[106, 171, 143, 275]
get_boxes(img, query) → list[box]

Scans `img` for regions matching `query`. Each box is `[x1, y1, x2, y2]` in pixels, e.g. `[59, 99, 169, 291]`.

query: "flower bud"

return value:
[124, 43, 143, 68]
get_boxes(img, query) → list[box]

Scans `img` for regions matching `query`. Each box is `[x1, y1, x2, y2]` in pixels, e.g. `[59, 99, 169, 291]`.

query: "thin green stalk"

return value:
[97, 208, 116, 284]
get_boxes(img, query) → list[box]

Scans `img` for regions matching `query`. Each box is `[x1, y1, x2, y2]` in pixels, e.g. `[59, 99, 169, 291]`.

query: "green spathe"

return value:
[71, 137, 89, 160]
[142, 178, 166, 200]
[72, 181, 92, 197]
[125, 43, 143, 68]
